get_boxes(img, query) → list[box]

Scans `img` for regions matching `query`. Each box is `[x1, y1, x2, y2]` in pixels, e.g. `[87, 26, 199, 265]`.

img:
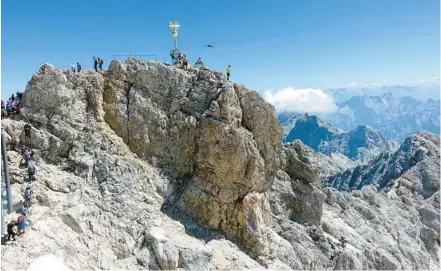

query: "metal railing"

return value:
[113, 54, 157, 61]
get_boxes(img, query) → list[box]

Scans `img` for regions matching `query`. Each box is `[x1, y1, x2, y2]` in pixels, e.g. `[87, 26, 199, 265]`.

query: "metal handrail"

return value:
[113, 54, 157, 61]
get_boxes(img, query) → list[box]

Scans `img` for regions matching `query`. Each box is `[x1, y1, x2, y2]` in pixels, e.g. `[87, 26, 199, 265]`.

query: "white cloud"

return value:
[432, 76, 440, 81]
[348, 82, 356, 87]
[263, 87, 337, 113]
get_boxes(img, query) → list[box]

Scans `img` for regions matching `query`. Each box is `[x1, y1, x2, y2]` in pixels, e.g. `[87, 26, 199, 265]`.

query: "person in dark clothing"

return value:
[98, 58, 103, 70]
[77, 62, 82, 72]
[7, 221, 17, 241]
[24, 123, 31, 137]
[10, 94, 15, 101]
[17, 92, 23, 101]
[93, 57, 98, 72]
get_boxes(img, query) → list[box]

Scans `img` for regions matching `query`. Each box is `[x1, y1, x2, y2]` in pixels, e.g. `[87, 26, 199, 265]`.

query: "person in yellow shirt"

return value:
[226, 65, 231, 80]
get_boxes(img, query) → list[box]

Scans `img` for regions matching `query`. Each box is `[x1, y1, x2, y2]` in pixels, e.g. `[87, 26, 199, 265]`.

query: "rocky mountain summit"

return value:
[1, 59, 439, 270]
[282, 114, 398, 163]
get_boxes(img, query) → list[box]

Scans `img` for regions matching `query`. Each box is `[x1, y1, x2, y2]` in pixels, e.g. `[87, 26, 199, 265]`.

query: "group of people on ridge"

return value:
[1, 92, 23, 119]
[93, 57, 104, 72]
[71, 62, 82, 73]
[69, 57, 104, 73]
[169, 49, 232, 80]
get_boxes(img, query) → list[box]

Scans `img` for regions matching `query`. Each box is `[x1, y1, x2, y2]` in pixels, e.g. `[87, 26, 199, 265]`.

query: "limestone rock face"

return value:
[1, 59, 439, 270]
[98, 59, 283, 249]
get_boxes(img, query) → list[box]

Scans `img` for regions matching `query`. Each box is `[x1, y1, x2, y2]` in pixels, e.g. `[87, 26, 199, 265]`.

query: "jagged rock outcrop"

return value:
[1, 59, 439, 270]
[327, 131, 440, 197]
[281, 113, 398, 163]
[318, 125, 399, 163]
[282, 113, 344, 149]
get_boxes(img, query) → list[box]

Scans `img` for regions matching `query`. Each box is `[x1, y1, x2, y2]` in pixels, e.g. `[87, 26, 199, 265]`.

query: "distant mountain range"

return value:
[323, 83, 440, 103]
[281, 113, 398, 163]
[279, 92, 440, 141]
[326, 131, 440, 198]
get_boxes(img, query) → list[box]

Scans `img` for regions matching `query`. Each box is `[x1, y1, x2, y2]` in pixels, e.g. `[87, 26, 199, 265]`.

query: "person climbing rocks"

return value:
[17, 214, 27, 234]
[10, 94, 15, 101]
[23, 149, 32, 166]
[182, 55, 189, 70]
[226, 65, 231, 80]
[27, 160, 37, 181]
[23, 185, 33, 208]
[17, 91, 23, 101]
[177, 51, 182, 63]
[24, 123, 31, 137]
[7, 221, 17, 241]
[98, 58, 104, 71]
[77, 62, 82, 73]
[21, 206, 29, 218]
[71, 63, 76, 72]
[93, 57, 98, 72]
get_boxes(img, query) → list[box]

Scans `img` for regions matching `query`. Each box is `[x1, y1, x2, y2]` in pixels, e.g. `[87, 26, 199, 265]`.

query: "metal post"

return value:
[1, 132, 13, 213]
[1, 192, 4, 235]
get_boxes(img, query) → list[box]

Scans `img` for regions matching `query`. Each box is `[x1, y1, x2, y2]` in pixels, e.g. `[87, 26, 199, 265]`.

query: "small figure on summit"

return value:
[226, 65, 231, 80]
[77, 62, 82, 72]
[195, 57, 204, 68]
[177, 51, 183, 63]
[98, 58, 104, 71]
[93, 57, 98, 72]
[71, 63, 76, 72]
[170, 49, 176, 64]
[182, 55, 189, 70]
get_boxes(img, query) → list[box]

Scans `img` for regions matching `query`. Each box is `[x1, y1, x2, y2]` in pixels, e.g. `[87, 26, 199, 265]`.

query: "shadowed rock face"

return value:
[1, 59, 439, 270]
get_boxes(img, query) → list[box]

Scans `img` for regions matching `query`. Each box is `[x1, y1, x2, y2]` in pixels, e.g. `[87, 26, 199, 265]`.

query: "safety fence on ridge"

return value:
[113, 54, 158, 61]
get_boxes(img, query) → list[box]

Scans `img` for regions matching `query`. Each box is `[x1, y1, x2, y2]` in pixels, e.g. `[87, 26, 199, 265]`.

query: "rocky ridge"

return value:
[1, 59, 439, 270]
[281, 113, 398, 163]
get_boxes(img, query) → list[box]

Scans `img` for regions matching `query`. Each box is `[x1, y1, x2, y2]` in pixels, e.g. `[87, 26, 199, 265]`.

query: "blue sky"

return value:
[1, 0, 440, 101]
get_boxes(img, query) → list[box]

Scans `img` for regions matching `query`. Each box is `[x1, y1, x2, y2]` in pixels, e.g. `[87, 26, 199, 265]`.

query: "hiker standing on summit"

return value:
[93, 57, 98, 72]
[98, 58, 104, 71]
[71, 63, 76, 72]
[226, 65, 231, 80]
